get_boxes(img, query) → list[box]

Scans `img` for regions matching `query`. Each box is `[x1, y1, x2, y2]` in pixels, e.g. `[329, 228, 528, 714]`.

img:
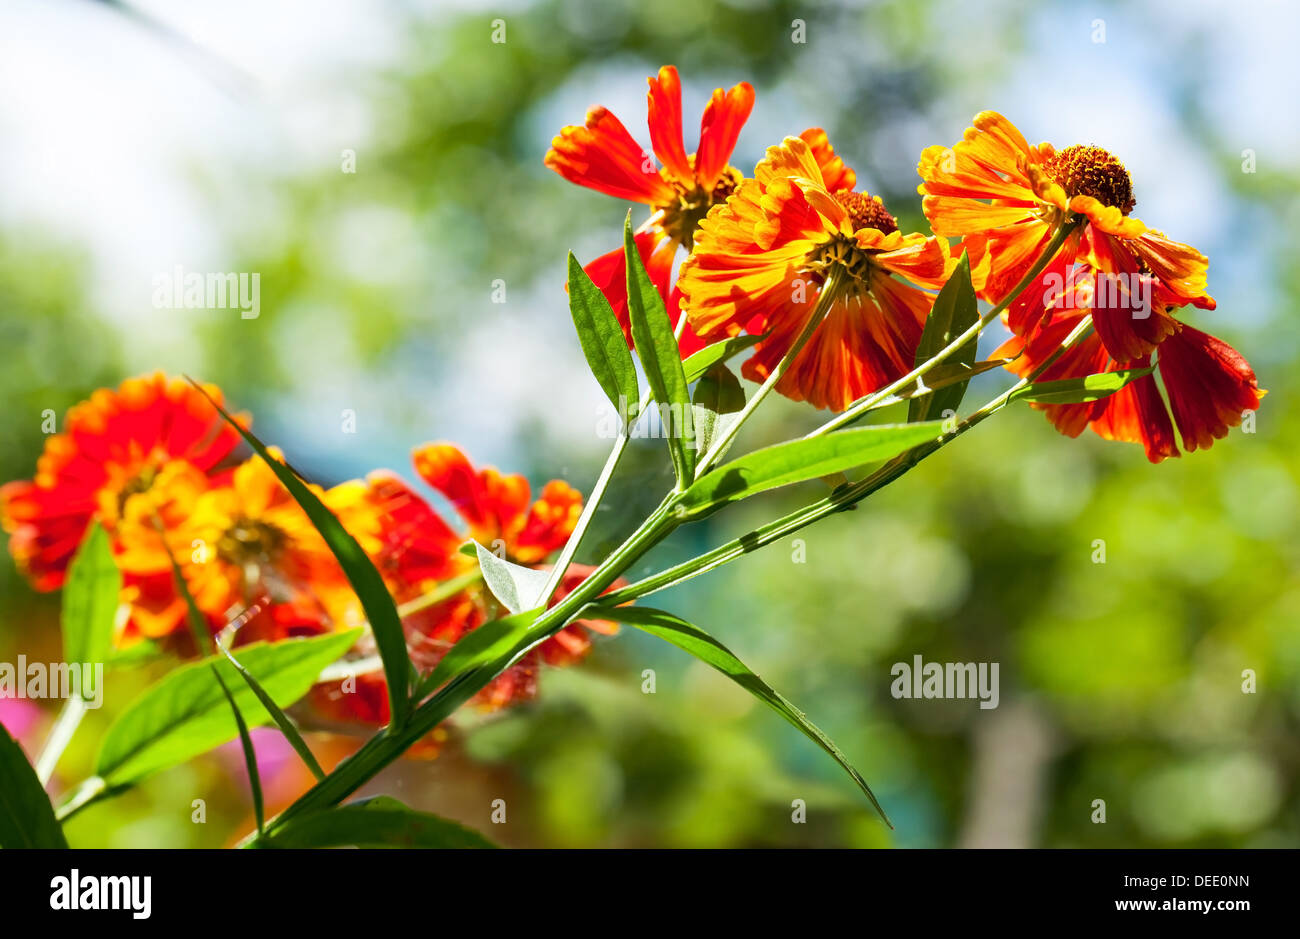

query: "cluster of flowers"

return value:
[0, 374, 617, 736]
[548, 67, 1262, 460]
[0, 67, 1266, 749]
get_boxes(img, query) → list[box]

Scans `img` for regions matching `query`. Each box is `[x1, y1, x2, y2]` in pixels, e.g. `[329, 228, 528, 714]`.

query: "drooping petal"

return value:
[1089, 361, 1180, 463]
[1158, 325, 1263, 453]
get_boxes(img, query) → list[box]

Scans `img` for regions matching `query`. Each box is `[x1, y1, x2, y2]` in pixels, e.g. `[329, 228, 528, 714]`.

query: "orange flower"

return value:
[113, 449, 371, 643]
[920, 112, 1262, 459]
[0, 372, 245, 591]
[547, 65, 755, 357]
[412, 443, 581, 565]
[311, 445, 619, 730]
[411, 443, 617, 701]
[678, 130, 954, 412]
[918, 111, 1213, 363]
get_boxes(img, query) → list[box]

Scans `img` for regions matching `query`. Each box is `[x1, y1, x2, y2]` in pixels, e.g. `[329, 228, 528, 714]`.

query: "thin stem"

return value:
[810, 216, 1081, 438]
[266, 498, 683, 831]
[694, 267, 847, 479]
[35, 695, 87, 785]
[541, 302, 690, 603]
[395, 568, 483, 618]
[601, 317, 1100, 608]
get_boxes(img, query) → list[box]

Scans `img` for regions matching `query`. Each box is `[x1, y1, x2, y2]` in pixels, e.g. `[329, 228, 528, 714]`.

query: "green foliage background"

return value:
[0, 0, 1295, 847]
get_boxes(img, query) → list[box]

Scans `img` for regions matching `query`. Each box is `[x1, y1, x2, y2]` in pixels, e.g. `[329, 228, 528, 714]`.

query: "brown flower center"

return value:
[834, 191, 898, 235]
[218, 517, 287, 566]
[658, 162, 744, 251]
[1042, 144, 1135, 215]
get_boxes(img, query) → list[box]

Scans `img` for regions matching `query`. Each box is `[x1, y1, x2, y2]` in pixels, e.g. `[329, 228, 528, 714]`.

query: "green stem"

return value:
[395, 568, 484, 618]
[542, 302, 691, 602]
[601, 317, 1099, 608]
[810, 216, 1081, 438]
[693, 267, 847, 479]
[35, 695, 87, 786]
[265, 498, 683, 831]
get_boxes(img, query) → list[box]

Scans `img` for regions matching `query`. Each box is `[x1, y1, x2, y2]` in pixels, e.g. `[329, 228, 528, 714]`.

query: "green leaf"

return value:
[211, 665, 264, 833]
[474, 541, 549, 614]
[188, 381, 413, 728]
[588, 605, 891, 827]
[682, 333, 764, 384]
[96, 631, 360, 786]
[215, 638, 325, 781]
[256, 796, 495, 849]
[690, 362, 745, 460]
[0, 723, 69, 848]
[416, 607, 541, 699]
[909, 252, 979, 424]
[624, 214, 695, 485]
[1010, 366, 1154, 405]
[676, 421, 946, 519]
[60, 523, 121, 678]
[567, 252, 639, 422]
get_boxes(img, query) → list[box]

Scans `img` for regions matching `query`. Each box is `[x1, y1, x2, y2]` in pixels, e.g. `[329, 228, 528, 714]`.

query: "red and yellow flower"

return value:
[919, 112, 1262, 459]
[678, 130, 954, 412]
[0, 373, 245, 592]
[546, 65, 756, 357]
[310, 444, 619, 729]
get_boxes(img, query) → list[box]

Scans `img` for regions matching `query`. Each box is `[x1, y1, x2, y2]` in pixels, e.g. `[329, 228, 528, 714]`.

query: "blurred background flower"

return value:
[0, 0, 1295, 847]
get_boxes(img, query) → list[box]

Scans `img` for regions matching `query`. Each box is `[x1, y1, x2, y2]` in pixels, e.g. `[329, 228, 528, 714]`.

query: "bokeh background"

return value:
[1, 0, 1296, 847]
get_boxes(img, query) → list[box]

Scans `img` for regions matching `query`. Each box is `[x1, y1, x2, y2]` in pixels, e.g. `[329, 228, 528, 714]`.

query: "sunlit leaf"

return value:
[474, 541, 549, 614]
[1010, 366, 1153, 404]
[96, 631, 360, 785]
[624, 214, 695, 486]
[677, 421, 946, 519]
[682, 333, 764, 384]
[60, 524, 121, 680]
[691, 362, 745, 460]
[567, 252, 639, 423]
[910, 252, 978, 424]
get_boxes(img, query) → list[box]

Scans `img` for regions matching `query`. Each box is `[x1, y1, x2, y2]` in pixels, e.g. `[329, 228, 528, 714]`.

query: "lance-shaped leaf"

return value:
[256, 796, 495, 849]
[96, 631, 360, 786]
[587, 605, 891, 827]
[909, 252, 979, 424]
[691, 362, 745, 460]
[211, 665, 264, 833]
[415, 607, 541, 699]
[676, 421, 945, 519]
[0, 724, 69, 848]
[474, 541, 550, 614]
[1009, 366, 1154, 404]
[567, 252, 639, 424]
[216, 637, 325, 781]
[61, 523, 121, 678]
[682, 333, 764, 384]
[188, 381, 412, 728]
[624, 214, 695, 486]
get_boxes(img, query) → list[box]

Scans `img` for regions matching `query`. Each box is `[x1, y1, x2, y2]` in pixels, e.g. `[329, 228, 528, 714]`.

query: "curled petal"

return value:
[696, 81, 754, 189]
[545, 106, 674, 204]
